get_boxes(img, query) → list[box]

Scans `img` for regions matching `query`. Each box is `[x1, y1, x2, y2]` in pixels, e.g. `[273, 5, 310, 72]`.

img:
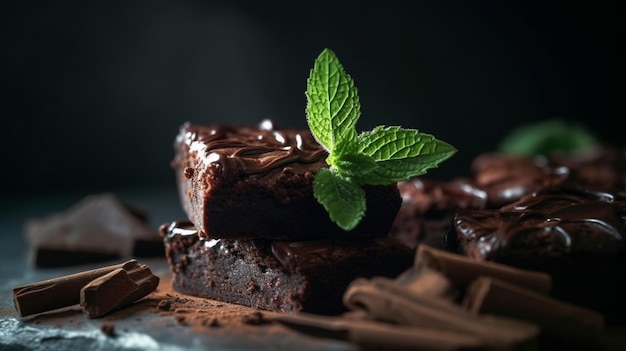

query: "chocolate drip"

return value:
[270, 241, 334, 271]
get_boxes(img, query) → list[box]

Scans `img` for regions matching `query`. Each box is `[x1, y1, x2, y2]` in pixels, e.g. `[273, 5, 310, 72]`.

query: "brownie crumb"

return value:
[100, 322, 116, 337]
[156, 299, 171, 311]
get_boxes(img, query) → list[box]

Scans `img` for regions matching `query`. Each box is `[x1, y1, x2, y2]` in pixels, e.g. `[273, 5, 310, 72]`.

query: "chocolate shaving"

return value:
[416, 245, 552, 294]
[80, 262, 159, 318]
[464, 276, 605, 342]
[394, 265, 456, 300]
[343, 277, 539, 350]
[273, 312, 489, 351]
[13, 260, 137, 317]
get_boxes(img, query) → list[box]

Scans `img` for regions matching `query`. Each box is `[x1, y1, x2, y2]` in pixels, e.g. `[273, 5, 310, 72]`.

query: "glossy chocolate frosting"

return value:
[173, 119, 328, 180]
[470, 153, 570, 208]
[471, 148, 626, 208]
[447, 187, 626, 263]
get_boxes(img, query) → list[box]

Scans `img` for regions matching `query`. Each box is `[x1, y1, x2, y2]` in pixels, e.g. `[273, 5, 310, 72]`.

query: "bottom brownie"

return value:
[161, 221, 414, 315]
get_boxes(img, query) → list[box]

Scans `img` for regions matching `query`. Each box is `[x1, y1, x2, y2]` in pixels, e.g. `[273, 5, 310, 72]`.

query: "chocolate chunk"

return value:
[24, 193, 161, 267]
[464, 276, 604, 344]
[415, 245, 552, 295]
[80, 262, 159, 318]
[343, 277, 539, 350]
[13, 259, 138, 317]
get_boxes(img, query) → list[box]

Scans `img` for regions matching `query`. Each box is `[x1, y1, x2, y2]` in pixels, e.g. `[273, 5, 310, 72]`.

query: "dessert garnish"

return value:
[306, 49, 457, 230]
[498, 118, 596, 156]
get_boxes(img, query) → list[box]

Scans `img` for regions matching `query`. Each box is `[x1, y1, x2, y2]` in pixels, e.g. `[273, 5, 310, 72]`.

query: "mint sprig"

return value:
[306, 48, 457, 231]
[498, 119, 596, 156]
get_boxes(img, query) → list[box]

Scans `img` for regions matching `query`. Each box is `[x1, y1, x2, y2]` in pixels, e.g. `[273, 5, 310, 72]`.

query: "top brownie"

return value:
[172, 120, 401, 240]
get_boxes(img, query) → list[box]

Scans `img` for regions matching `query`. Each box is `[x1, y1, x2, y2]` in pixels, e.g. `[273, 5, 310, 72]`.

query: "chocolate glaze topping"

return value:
[448, 187, 626, 262]
[470, 153, 570, 208]
[174, 119, 328, 178]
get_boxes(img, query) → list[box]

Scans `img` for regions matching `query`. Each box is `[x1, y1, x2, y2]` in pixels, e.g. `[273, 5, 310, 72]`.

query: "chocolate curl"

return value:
[80, 262, 159, 318]
[464, 276, 604, 343]
[273, 312, 490, 351]
[394, 265, 456, 300]
[12, 260, 137, 317]
[343, 277, 539, 350]
[416, 245, 552, 295]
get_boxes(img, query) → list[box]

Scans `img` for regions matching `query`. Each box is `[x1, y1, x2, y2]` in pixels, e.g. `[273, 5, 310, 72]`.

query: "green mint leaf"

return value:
[498, 119, 596, 156]
[306, 48, 359, 156]
[333, 153, 379, 179]
[313, 168, 366, 231]
[352, 126, 457, 184]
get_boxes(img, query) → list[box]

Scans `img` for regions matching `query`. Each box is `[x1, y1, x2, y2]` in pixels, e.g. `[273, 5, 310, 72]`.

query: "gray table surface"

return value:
[0, 186, 357, 351]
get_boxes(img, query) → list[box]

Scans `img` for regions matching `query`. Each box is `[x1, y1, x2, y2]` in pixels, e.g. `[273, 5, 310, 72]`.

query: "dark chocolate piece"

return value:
[80, 263, 159, 318]
[172, 120, 401, 240]
[160, 220, 413, 315]
[273, 312, 507, 351]
[13, 260, 138, 317]
[415, 245, 552, 295]
[446, 187, 626, 324]
[464, 276, 604, 344]
[24, 193, 161, 267]
[342, 277, 539, 349]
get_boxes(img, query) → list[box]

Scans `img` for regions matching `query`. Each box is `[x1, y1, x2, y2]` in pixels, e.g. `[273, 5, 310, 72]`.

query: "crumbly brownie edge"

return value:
[161, 222, 413, 315]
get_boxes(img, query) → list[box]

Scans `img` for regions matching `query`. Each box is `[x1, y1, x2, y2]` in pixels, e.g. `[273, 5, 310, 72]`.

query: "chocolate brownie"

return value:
[470, 152, 569, 208]
[172, 120, 401, 240]
[445, 186, 626, 324]
[389, 178, 487, 250]
[471, 147, 626, 208]
[161, 220, 413, 315]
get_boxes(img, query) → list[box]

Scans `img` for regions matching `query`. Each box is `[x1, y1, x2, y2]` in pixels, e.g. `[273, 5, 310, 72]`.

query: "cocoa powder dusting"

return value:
[153, 277, 278, 330]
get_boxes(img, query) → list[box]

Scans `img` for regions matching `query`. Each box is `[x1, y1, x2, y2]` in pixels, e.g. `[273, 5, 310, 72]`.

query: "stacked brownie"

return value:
[161, 120, 413, 314]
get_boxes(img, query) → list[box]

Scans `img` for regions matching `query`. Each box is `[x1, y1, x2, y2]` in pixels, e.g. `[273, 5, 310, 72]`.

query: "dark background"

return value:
[2, 0, 624, 197]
